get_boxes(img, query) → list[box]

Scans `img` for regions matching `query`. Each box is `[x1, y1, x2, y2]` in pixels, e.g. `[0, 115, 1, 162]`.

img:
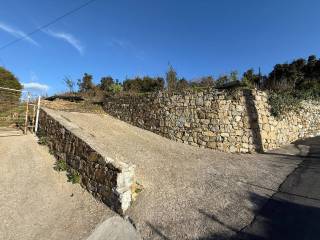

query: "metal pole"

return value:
[35, 96, 41, 133]
[24, 93, 30, 134]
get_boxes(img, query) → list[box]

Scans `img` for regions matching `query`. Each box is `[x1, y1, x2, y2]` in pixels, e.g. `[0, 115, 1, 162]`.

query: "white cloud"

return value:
[0, 21, 39, 46]
[22, 82, 49, 92]
[45, 29, 84, 55]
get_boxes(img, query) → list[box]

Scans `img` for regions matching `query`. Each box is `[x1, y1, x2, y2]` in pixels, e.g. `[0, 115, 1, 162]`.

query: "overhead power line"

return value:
[0, 0, 98, 51]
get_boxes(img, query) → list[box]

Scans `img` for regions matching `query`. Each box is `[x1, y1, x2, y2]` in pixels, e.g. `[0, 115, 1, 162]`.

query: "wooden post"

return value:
[35, 96, 41, 133]
[32, 104, 36, 133]
[24, 93, 30, 134]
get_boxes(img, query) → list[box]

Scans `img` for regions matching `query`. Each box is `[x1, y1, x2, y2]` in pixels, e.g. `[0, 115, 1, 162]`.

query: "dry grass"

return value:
[41, 99, 105, 114]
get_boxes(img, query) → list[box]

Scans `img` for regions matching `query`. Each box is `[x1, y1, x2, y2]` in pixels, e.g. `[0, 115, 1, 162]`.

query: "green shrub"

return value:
[38, 136, 47, 145]
[67, 169, 80, 184]
[109, 83, 123, 94]
[268, 91, 302, 118]
[54, 159, 67, 172]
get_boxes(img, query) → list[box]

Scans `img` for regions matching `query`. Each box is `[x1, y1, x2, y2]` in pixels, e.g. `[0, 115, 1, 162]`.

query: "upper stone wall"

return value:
[104, 89, 320, 153]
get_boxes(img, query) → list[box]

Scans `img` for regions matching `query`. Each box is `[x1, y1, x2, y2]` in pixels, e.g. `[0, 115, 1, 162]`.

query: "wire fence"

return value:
[0, 87, 40, 134]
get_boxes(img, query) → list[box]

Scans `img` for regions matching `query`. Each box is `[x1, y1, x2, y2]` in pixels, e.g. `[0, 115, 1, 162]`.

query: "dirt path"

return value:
[0, 134, 115, 240]
[44, 109, 303, 240]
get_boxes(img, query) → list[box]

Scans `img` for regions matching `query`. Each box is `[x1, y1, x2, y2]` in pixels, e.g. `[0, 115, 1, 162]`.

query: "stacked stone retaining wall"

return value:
[38, 108, 134, 214]
[104, 89, 320, 153]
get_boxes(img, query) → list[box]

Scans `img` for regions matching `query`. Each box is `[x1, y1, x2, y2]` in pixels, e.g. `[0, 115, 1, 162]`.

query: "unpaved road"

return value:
[0, 133, 115, 240]
[44, 109, 304, 240]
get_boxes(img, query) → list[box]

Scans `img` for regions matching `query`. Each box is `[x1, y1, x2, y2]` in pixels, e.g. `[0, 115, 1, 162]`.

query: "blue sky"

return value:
[0, 0, 320, 95]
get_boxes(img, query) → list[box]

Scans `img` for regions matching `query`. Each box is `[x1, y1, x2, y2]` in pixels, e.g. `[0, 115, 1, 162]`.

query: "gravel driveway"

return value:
[0, 133, 115, 240]
[43, 109, 302, 240]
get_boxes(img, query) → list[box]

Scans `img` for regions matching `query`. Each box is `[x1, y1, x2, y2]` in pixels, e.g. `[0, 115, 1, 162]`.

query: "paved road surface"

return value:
[236, 136, 320, 240]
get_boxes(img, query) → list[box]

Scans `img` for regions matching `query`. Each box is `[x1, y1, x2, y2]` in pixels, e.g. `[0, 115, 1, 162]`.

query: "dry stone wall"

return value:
[38, 108, 134, 214]
[104, 89, 320, 153]
[255, 92, 320, 150]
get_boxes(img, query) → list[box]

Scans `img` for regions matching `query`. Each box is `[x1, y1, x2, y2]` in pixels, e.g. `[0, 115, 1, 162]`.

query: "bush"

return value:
[54, 159, 67, 172]
[38, 136, 48, 145]
[109, 83, 123, 94]
[268, 91, 302, 118]
[123, 76, 164, 92]
[67, 169, 80, 184]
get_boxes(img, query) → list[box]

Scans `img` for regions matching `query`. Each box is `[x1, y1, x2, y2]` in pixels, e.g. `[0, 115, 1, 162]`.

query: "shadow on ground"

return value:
[144, 136, 320, 240]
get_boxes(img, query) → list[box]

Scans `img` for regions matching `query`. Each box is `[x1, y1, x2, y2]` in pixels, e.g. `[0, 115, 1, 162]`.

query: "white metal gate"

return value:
[0, 86, 41, 136]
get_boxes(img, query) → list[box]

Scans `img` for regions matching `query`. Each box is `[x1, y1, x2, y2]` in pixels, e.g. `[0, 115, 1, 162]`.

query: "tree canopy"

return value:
[0, 67, 22, 90]
[123, 76, 164, 92]
[77, 73, 94, 92]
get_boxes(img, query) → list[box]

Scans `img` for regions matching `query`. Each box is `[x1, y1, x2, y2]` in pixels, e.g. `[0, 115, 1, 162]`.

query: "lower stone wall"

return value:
[255, 94, 320, 150]
[38, 108, 134, 214]
[104, 89, 320, 153]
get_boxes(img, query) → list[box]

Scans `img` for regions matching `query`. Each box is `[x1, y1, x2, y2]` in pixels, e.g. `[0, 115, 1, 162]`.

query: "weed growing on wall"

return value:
[67, 169, 81, 184]
[54, 159, 67, 172]
[37, 129, 48, 145]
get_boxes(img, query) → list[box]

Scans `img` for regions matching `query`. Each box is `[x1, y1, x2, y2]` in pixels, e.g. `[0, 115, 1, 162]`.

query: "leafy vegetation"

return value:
[0, 66, 22, 91]
[38, 135, 48, 145]
[123, 76, 164, 93]
[0, 67, 23, 118]
[67, 169, 80, 184]
[61, 54, 320, 117]
[166, 65, 178, 91]
[54, 159, 68, 172]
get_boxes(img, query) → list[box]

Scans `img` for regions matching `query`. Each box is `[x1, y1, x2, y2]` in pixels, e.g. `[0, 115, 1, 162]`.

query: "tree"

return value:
[100, 76, 114, 92]
[123, 76, 164, 92]
[0, 67, 22, 104]
[166, 65, 177, 91]
[176, 78, 189, 91]
[109, 83, 123, 94]
[264, 55, 318, 91]
[242, 69, 261, 88]
[0, 67, 22, 90]
[230, 71, 238, 82]
[63, 76, 75, 93]
[215, 75, 229, 87]
[199, 76, 214, 87]
[77, 73, 94, 92]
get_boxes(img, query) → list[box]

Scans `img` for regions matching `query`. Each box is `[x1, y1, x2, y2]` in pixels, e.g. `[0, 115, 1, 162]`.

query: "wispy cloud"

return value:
[0, 21, 39, 46]
[23, 82, 49, 92]
[108, 38, 145, 60]
[45, 29, 84, 55]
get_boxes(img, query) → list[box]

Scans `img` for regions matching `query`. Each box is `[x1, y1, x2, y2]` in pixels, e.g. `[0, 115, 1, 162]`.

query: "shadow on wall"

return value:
[243, 89, 263, 153]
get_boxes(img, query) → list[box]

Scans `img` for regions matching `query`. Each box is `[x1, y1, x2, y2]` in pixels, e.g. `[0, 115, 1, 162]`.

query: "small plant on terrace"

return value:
[54, 159, 67, 172]
[67, 169, 80, 184]
[38, 136, 48, 145]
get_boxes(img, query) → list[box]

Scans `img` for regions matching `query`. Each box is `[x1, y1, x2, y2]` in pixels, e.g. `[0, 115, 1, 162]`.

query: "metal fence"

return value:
[0, 86, 41, 134]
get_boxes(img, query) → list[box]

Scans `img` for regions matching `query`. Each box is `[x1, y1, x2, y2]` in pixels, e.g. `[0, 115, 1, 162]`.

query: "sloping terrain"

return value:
[0, 133, 115, 240]
[43, 109, 303, 240]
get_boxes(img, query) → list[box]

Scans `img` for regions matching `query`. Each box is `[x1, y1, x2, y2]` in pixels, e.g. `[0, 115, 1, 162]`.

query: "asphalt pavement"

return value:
[235, 136, 320, 240]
